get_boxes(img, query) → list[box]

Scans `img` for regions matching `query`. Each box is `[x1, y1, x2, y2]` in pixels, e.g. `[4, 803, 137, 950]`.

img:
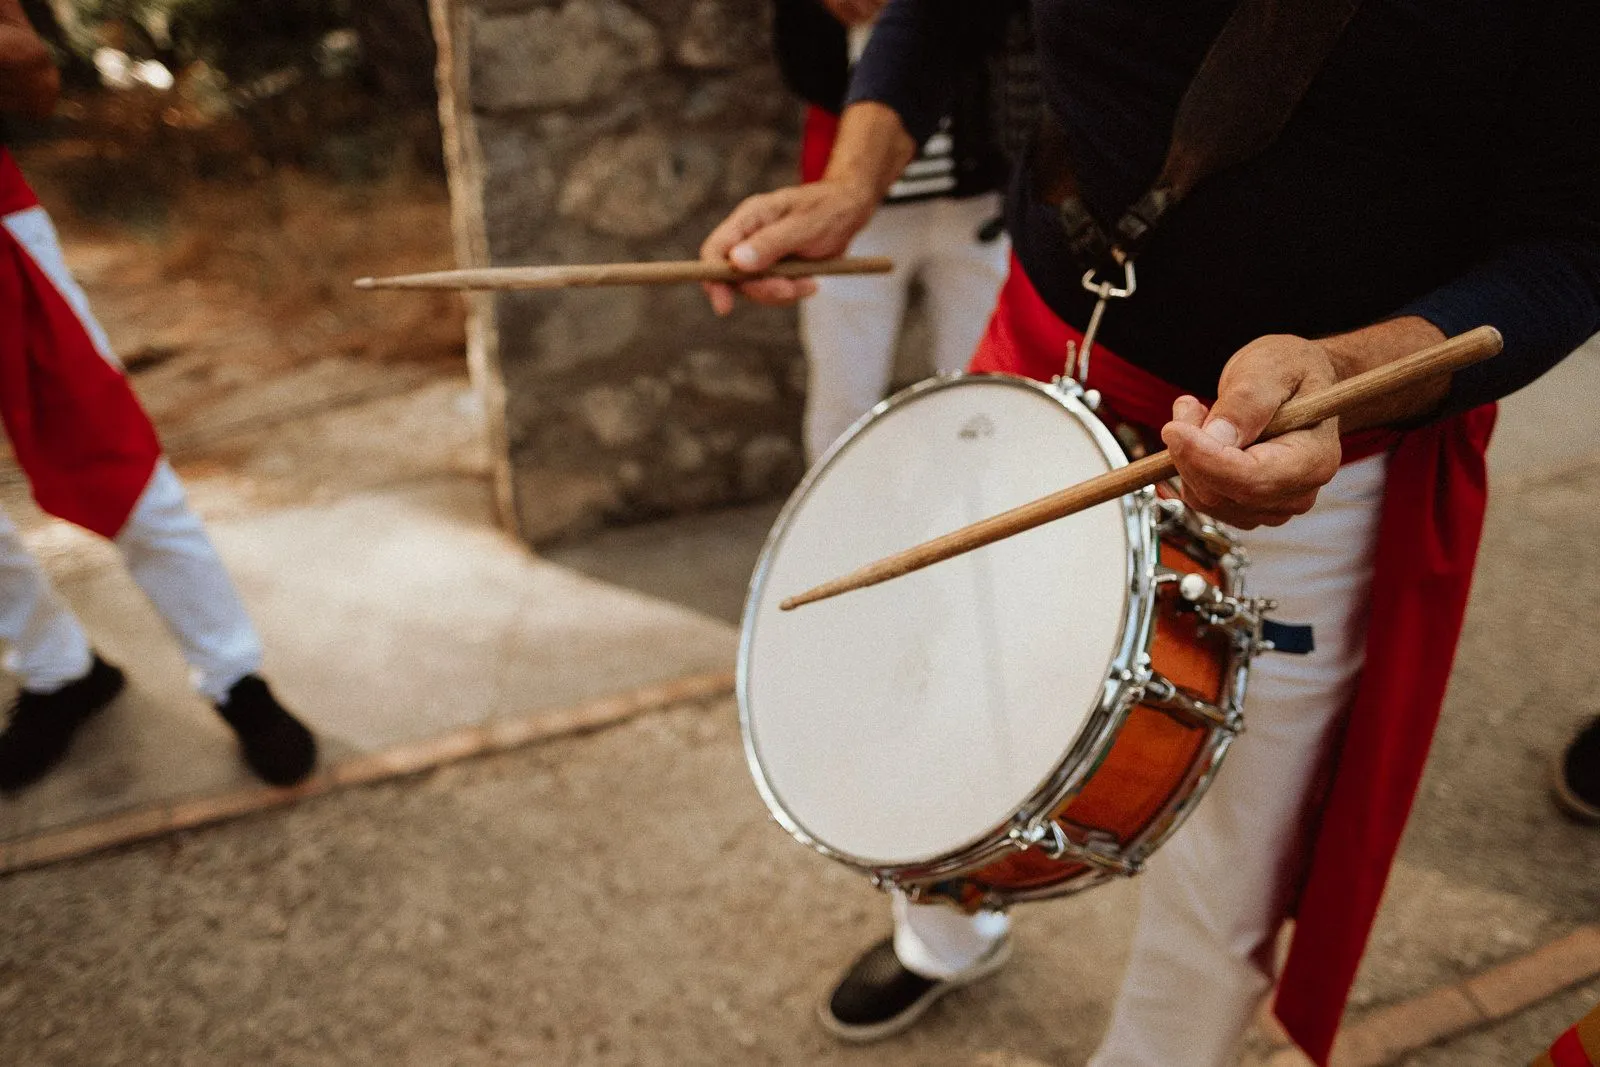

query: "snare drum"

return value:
[739, 373, 1276, 911]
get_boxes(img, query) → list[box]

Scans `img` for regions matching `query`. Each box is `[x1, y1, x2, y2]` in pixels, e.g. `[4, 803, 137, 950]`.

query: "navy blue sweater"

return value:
[848, 0, 1600, 417]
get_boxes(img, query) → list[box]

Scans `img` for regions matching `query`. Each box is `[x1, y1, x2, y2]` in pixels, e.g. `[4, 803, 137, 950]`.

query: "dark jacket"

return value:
[771, 0, 1027, 200]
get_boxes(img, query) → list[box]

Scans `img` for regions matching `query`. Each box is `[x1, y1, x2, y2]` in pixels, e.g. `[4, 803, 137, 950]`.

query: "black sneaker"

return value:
[0, 655, 125, 792]
[818, 935, 1012, 1043]
[1553, 716, 1600, 824]
[216, 675, 317, 786]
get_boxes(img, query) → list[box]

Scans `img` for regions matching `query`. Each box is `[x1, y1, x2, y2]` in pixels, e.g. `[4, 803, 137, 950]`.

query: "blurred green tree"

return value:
[39, 0, 435, 101]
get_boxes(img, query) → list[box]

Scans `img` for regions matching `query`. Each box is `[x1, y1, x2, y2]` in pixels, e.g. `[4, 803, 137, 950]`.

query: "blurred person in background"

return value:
[772, 0, 1030, 463]
[0, 0, 315, 791]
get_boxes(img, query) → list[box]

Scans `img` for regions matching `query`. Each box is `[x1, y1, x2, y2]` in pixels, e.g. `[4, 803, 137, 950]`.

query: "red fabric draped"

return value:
[0, 149, 161, 538]
[800, 105, 840, 184]
[971, 257, 1496, 1066]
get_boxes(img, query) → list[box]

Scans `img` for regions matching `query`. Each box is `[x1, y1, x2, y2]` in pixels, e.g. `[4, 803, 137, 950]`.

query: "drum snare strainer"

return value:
[739, 373, 1286, 911]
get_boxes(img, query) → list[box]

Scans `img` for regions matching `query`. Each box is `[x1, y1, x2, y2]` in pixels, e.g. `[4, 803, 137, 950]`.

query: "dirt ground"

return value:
[9, 134, 481, 521]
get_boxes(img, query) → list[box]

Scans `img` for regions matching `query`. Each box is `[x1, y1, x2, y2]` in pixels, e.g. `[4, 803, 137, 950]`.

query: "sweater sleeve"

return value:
[771, 0, 849, 113]
[843, 0, 1005, 145]
[1397, 7, 1600, 419]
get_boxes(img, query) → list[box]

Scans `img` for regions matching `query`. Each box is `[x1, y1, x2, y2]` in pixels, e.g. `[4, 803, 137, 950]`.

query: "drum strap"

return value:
[1035, 0, 1366, 274]
[1036, 0, 1364, 382]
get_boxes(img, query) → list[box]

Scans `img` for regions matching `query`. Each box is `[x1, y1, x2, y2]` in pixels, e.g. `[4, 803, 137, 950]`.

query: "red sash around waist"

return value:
[971, 258, 1496, 1066]
[0, 148, 160, 537]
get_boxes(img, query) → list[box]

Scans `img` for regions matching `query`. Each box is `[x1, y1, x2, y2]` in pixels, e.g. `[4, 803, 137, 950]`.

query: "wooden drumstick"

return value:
[780, 325, 1503, 611]
[353, 256, 894, 291]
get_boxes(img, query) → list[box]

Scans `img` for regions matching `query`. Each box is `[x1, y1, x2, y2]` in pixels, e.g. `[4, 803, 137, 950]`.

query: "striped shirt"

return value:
[848, 22, 957, 203]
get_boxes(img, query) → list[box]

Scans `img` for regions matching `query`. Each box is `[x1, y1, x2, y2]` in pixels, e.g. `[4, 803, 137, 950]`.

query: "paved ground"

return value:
[0, 473, 733, 842]
[0, 694, 1591, 1067]
[0, 702, 1140, 1067]
[1398, 978, 1600, 1066]
[3, 341, 1599, 1065]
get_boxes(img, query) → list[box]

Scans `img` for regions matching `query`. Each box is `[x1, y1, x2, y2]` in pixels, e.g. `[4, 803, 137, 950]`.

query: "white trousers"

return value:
[0, 460, 263, 702]
[799, 192, 1010, 462]
[0, 203, 262, 703]
[892, 453, 1392, 1066]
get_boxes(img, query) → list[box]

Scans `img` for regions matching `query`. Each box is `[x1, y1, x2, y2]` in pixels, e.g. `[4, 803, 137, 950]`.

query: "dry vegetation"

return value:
[14, 86, 465, 420]
[4, 86, 482, 513]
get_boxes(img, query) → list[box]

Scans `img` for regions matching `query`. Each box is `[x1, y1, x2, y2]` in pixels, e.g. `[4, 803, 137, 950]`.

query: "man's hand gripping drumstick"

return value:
[1163, 316, 1463, 530]
[700, 102, 914, 315]
[780, 325, 1503, 610]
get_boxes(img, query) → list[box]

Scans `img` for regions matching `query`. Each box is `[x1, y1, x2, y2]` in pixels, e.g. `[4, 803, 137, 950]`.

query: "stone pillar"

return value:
[429, 0, 806, 543]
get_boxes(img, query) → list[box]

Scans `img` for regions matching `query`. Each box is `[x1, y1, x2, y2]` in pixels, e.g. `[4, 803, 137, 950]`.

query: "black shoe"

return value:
[216, 675, 317, 786]
[0, 655, 125, 792]
[1553, 716, 1600, 824]
[818, 935, 1011, 1043]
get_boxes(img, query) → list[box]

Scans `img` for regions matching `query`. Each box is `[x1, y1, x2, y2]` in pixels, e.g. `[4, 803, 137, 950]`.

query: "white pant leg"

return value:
[892, 889, 1012, 980]
[920, 193, 1010, 376]
[114, 461, 262, 702]
[798, 202, 926, 463]
[1088, 452, 1391, 1067]
[7, 206, 259, 700]
[0, 508, 93, 692]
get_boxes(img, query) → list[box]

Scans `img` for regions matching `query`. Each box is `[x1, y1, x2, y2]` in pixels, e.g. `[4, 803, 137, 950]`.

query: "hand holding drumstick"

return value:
[781, 324, 1502, 611]
[1161, 317, 1464, 530]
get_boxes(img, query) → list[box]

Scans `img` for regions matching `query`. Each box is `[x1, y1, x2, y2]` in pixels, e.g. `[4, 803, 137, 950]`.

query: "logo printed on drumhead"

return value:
[958, 414, 996, 441]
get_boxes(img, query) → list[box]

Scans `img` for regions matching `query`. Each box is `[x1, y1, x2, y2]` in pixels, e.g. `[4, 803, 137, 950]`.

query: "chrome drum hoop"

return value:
[736, 371, 1161, 887]
[1117, 503, 1256, 870]
[893, 498, 1263, 907]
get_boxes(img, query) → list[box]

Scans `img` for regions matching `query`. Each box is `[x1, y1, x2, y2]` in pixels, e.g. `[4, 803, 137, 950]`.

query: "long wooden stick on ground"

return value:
[354, 257, 894, 291]
[780, 325, 1503, 611]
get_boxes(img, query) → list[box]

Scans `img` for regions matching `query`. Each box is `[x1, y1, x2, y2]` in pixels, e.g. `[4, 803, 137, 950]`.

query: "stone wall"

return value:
[428, 0, 809, 544]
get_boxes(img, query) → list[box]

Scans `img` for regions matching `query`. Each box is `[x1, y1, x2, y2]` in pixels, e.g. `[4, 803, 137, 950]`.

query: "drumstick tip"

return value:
[353, 277, 375, 289]
[781, 579, 851, 610]
[781, 571, 873, 610]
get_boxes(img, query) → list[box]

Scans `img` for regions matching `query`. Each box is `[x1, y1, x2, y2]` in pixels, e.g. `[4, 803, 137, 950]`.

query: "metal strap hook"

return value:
[1067, 260, 1137, 385]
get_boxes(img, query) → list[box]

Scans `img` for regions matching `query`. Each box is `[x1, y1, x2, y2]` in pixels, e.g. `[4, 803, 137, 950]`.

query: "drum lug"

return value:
[1009, 820, 1141, 877]
[1142, 672, 1241, 733]
[1072, 830, 1142, 877]
[1008, 819, 1069, 858]
[1048, 375, 1102, 413]
[1155, 499, 1240, 562]
[1174, 573, 1278, 654]
[1154, 497, 1185, 524]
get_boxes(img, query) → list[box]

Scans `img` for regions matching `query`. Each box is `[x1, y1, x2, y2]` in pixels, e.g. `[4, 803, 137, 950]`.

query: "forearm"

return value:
[821, 101, 916, 203]
[1321, 316, 1450, 430]
[845, 0, 999, 145]
[1398, 239, 1600, 421]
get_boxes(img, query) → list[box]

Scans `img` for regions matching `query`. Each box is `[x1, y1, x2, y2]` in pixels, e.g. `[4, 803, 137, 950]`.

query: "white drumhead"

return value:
[742, 377, 1132, 867]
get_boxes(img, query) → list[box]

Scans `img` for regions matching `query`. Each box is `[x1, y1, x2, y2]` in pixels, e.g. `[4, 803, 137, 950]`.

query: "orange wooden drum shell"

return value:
[952, 541, 1231, 897]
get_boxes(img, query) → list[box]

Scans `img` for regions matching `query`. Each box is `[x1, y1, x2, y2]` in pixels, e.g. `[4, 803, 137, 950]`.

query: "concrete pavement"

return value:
[1, 340, 1597, 1064]
[0, 475, 734, 844]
